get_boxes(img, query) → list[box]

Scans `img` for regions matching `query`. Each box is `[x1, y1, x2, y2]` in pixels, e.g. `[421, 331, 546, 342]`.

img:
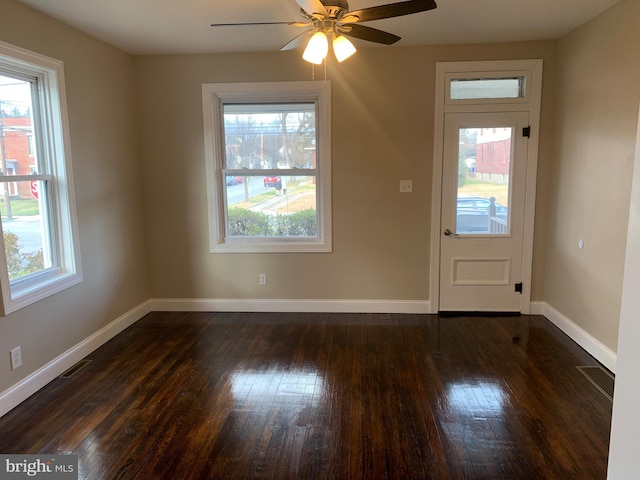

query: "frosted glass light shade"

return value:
[303, 32, 329, 64]
[333, 35, 356, 62]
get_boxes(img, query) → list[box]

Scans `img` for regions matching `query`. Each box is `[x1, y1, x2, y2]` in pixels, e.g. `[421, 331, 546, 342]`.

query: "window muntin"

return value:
[202, 82, 331, 253]
[0, 41, 82, 314]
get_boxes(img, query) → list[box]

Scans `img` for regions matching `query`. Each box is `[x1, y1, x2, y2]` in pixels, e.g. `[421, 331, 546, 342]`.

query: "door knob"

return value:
[443, 229, 454, 236]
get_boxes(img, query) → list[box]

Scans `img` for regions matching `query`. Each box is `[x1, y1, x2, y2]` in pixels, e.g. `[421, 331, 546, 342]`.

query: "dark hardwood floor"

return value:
[0, 312, 612, 479]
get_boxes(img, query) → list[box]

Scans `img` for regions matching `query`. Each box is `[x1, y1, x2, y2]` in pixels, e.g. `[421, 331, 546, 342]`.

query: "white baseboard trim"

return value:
[0, 300, 152, 418]
[149, 298, 431, 314]
[7, 298, 615, 418]
[533, 301, 617, 373]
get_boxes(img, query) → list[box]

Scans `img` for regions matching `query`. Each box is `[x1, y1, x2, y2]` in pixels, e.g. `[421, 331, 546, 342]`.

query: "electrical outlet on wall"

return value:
[10, 346, 22, 370]
[399, 180, 413, 193]
[259, 273, 267, 285]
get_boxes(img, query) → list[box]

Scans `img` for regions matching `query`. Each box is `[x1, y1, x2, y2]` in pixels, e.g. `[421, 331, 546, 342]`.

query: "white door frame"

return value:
[429, 60, 544, 314]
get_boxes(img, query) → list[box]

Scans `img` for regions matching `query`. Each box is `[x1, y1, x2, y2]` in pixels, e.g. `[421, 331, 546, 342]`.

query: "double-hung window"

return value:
[202, 81, 332, 253]
[0, 41, 82, 314]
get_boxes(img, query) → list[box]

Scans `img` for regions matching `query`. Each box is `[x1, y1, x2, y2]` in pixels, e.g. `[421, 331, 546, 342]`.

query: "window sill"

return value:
[212, 238, 332, 254]
[3, 270, 83, 315]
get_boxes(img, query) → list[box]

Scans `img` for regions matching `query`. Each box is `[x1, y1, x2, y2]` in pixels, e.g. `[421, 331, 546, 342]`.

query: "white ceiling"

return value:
[16, 0, 622, 56]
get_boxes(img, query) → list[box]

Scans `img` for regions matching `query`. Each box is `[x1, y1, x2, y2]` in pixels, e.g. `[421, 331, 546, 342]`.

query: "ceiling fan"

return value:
[211, 0, 438, 64]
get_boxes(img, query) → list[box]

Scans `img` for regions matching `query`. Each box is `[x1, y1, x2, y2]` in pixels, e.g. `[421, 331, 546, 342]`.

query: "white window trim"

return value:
[0, 41, 82, 315]
[202, 81, 332, 253]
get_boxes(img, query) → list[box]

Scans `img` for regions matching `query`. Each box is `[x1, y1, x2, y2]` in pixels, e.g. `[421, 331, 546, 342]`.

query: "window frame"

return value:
[0, 40, 82, 315]
[202, 81, 332, 253]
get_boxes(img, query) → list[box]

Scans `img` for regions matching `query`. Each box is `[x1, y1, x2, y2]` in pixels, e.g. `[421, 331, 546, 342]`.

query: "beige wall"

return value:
[546, 0, 640, 351]
[136, 42, 556, 302]
[0, 0, 150, 393]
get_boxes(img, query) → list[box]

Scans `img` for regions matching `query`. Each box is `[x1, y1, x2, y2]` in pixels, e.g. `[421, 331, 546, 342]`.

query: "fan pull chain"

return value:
[309, 60, 327, 83]
[324, 58, 327, 84]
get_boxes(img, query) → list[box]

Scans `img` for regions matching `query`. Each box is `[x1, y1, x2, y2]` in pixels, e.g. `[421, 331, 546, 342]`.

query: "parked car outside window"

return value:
[263, 176, 280, 188]
[457, 195, 507, 218]
[456, 195, 508, 234]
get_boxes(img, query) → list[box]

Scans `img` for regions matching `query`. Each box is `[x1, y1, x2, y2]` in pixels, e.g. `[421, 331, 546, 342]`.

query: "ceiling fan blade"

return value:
[345, 0, 437, 23]
[211, 21, 309, 27]
[280, 29, 316, 51]
[341, 24, 401, 45]
[296, 0, 328, 17]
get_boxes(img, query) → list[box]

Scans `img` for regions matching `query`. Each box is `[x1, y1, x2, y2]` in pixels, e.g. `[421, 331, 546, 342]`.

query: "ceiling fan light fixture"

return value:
[212, 0, 439, 65]
[332, 35, 357, 62]
[303, 31, 329, 64]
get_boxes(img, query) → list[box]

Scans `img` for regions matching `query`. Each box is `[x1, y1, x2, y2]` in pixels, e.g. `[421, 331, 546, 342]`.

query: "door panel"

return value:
[439, 112, 529, 312]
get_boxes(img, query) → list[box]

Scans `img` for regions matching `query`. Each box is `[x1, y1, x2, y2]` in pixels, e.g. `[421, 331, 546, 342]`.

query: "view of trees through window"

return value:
[221, 103, 319, 238]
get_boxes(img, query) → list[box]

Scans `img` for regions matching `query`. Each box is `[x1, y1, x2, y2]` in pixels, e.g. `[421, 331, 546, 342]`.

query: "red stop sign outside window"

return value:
[30, 180, 39, 200]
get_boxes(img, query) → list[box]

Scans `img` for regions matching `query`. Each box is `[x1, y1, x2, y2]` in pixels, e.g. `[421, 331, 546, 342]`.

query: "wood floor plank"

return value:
[0, 312, 612, 479]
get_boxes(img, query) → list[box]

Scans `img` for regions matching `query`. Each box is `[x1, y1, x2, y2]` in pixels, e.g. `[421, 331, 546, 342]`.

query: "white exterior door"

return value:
[439, 111, 530, 312]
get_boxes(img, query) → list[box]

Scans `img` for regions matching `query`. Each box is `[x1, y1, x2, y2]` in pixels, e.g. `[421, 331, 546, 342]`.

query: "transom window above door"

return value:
[450, 77, 526, 100]
[445, 70, 533, 105]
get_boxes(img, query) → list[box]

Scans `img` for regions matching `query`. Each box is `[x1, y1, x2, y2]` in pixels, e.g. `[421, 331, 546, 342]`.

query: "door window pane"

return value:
[456, 127, 511, 235]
